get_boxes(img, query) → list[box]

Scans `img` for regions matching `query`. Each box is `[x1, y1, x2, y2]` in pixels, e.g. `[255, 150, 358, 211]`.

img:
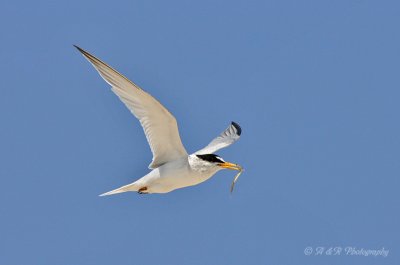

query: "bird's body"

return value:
[74, 45, 243, 195]
[104, 155, 222, 195]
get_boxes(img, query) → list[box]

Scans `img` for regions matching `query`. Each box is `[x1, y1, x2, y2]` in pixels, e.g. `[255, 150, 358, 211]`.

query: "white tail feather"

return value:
[99, 182, 139, 196]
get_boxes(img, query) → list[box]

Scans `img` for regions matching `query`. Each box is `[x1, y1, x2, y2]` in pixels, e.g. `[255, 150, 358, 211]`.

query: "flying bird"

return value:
[74, 45, 243, 195]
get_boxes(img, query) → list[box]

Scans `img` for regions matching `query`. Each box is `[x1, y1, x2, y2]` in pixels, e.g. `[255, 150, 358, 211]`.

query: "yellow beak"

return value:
[219, 162, 242, 171]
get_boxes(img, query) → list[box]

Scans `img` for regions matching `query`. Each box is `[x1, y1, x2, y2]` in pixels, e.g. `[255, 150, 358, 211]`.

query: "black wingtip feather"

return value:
[73, 44, 82, 51]
[73, 45, 88, 56]
[231, 121, 242, 136]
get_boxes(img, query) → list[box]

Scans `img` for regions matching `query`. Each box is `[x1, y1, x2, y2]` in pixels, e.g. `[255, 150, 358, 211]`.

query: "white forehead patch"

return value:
[216, 156, 225, 162]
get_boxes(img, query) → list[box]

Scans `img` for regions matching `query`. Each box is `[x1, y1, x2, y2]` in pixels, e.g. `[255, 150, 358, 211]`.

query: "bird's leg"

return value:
[138, 187, 148, 194]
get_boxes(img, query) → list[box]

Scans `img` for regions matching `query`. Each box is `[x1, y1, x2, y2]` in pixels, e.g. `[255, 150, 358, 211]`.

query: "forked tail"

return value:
[99, 182, 139, 196]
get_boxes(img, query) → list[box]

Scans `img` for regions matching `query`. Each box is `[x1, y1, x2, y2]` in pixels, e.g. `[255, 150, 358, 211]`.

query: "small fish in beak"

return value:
[218, 162, 244, 193]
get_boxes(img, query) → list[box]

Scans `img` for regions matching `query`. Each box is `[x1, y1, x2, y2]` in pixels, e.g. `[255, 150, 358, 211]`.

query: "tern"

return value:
[74, 46, 243, 195]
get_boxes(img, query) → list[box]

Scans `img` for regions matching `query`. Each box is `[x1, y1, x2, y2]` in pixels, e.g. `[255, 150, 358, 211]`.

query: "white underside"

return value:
[100, 155, 222, 195]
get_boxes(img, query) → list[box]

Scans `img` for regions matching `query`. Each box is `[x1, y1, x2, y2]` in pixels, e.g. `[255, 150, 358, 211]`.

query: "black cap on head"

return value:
[196, 154, 224, 163]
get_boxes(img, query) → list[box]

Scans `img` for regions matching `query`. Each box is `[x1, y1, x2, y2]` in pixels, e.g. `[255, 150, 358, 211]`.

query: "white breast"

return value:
[138, 155, 221, 193]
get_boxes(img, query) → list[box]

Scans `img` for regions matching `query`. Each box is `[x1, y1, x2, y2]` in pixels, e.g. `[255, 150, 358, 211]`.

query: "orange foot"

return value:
[138, 187, 148, 194]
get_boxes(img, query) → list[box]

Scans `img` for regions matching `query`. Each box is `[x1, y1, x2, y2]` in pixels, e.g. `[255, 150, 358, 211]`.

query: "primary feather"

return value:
[74, 45, 187, 168]
[196, 122, 241, 155]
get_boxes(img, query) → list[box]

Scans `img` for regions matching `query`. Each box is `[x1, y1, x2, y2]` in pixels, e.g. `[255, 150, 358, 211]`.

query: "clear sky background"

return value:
[0, 0, 399, 264]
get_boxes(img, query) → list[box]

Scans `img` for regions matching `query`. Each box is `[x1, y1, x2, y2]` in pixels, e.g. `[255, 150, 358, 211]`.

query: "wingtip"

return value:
[73, 44, 85, 54]
[73, 45, 97, 63]
[231, 121, 242, 136]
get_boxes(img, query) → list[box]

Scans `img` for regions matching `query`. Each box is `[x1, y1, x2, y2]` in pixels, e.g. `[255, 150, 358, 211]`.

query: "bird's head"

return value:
[195, 154, 242, 171]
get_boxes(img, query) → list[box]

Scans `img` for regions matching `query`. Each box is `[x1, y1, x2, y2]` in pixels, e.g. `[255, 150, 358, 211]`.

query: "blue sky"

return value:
[0, 0, 399, 264]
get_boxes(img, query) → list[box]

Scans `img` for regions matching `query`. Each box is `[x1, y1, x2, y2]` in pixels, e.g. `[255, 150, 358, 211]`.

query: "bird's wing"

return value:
[75, 46, 188, 168]
[196, 122, 241, 154]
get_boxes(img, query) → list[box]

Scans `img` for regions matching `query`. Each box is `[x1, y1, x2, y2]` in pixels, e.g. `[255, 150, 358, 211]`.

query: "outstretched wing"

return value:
[75, 46, 188, 168]
[196, 122, 241, 154]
